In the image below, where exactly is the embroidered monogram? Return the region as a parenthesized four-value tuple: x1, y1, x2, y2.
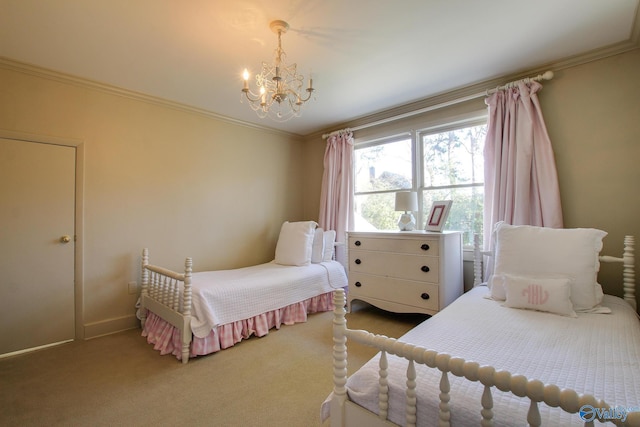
(522, 284, 549, 305)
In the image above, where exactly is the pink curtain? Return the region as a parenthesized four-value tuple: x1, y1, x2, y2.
(318, 130, 354, 266)
(483, 80, 563, 251)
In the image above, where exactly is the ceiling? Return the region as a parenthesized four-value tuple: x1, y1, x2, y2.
(1, 1, 639, 137)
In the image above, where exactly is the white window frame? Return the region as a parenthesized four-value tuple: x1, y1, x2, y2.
(417, 117, 487, 243)
(353, 113, 487, 247)
(353, 131, 414, 192)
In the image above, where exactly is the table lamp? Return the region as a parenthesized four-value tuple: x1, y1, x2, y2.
(395, 191, 418, 231)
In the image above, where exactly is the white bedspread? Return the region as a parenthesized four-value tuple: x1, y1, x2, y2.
(343, 286, 640, 426)
(190, 260, 346, 338)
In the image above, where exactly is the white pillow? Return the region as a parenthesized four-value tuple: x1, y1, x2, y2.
(311, 227, 324, 264)
(490, 273, 571, 302)
(503, 275, 577, 317)
(488, 274, 508, 301)
(274, 221, 317, 266)
(492, 223, 607, 311)
(322, 230, 336, 262)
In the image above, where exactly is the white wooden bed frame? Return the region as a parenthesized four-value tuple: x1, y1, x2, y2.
(329, 235, 638, 427)
(138, 244, 344, 364)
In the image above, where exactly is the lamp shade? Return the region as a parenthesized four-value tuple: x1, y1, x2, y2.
(395, 191, 418, 212)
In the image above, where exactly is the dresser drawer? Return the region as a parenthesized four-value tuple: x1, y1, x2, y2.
(349, 272, 439, 311)
(348, 236, 439, 256)
(349, 250, 439, 283)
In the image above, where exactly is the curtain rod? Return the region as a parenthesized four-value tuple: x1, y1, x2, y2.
(322, 71, 554, 139)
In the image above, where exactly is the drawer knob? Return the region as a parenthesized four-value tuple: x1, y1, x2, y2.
(421, 293, 430, 300)
(355, 281, 362, 287)
(421, 243, 430, 251)
(421, 265, 430, 273)
(355, 259, 362, 265)
(354, 240, 361, 246)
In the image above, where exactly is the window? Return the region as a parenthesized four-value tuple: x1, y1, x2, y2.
(420, 124, 486, 245)
(353, 120, 487, 246)
(354, 136, 413, 232)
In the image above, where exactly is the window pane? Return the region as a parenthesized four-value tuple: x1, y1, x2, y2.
(354, 193, 396, 231)
(355, 139, 412, 193)
(422, 186, 483, 246)
(422, 126, 486, 187)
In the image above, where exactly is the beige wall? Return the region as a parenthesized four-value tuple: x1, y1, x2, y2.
(541, 49, 640, 302)
(303, 48, 640, 307)
(2, 47, 638, 338)
(1, 64, 304, 338)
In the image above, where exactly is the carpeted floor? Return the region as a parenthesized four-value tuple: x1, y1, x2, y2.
(0, 301, 428, 427)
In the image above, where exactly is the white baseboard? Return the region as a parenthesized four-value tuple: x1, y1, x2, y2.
(0, 340, 74, 359)
(84, 314, 140, 339)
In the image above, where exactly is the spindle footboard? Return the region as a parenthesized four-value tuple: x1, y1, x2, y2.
(139, 248, 193, 364)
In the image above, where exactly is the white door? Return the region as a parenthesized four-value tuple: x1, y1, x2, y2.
(0, 138, 76, 355)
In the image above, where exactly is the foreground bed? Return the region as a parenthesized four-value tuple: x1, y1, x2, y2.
(324, 225, 639, 426)
(138, 221, 347, 363)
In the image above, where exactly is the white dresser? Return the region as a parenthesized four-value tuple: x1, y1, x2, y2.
(347, 231, 463, 315)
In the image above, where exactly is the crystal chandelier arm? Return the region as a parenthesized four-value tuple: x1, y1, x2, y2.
(297, 84, 315, 104)
(242, 87, 264, 104)
(241, 69, 266, 104)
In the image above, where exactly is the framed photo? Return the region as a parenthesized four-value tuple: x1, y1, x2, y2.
(425, 200, 452, 232)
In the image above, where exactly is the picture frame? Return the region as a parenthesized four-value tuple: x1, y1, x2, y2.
(425, 200, 452, 232)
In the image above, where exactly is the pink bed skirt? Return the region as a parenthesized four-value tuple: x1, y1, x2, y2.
(141, 291, 335, 361)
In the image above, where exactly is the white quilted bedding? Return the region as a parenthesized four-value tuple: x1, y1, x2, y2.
(345, 286, 640, 426)
(189, 260, 347, 338)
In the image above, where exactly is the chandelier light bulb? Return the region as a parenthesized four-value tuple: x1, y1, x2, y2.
(242, 69, 249, 90)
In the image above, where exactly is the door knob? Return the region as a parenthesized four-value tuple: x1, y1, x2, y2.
(60, 235, 71, 244)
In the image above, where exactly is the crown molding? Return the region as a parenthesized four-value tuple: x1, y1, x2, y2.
(308, 32, 640, 142)
(2, 29, 637, 145)
(0, 56, 301, 140)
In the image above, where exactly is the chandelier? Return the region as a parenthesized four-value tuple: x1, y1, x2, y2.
(241, 20, 315, 122)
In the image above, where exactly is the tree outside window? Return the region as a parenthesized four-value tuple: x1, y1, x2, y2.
(421, 124, 486, 246)
(354, 137, 412, 231)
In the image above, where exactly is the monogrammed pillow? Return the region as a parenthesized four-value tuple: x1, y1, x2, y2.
(493, 223, 607, 311)
(503, 274, 577, 317)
